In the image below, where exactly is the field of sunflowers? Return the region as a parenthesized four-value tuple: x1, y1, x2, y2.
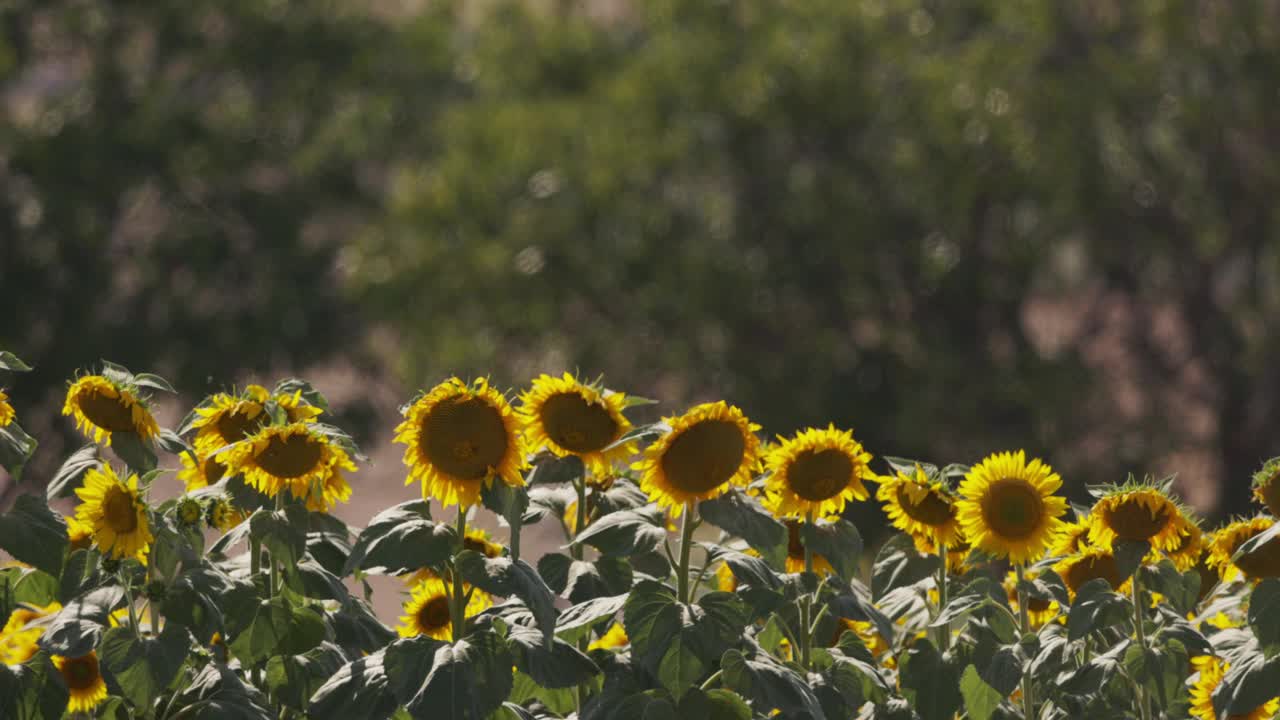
(3, 354, 1280, 719)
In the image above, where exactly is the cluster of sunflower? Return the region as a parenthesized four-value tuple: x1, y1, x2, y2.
(3, 359, 1280, 719)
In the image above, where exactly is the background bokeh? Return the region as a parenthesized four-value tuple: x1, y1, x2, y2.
(4, 0, 1280, 532)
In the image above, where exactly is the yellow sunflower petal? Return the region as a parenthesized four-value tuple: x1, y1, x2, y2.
(635, 401, 760, 514)
(63, 375, 159, 446)
(764, 425, 875, 520)
(878, 464, 962, 547)
(519, 373, 635, 476)
(53, 651, 109, 713)
(955, 450, 1067, 565)
(73, 464, 152, 561)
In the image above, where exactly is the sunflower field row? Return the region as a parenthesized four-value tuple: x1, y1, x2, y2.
(2, 357, 1280, 719)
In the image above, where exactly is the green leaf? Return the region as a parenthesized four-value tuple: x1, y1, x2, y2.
(455, 551, 558, 640)
(898, 639, 962, 720)
(0, 422, 37, 481)
(228, 595, 326, 664)
(657, 636, 705, 700)
(1139, 560, 1200, 616)
(170, 663, 273, 720)
(343, 500, 454, 576)
(0, 652, 69, 720)
(508, 671, 578, 715)
(526, 453, 585, 485)
(571, 507, 669, 557)
(1250, 579, 1280, 657)
(677, 687, 752, 720)
(402, 630, 514, 720)
(720, 648, 826, 720)
(251, 506, 307, 571)
(1066, 578, 1131, 641)
(0, 351, 33, 371)
(505, 623, 599, 689)
(699, 489, 786, 550)
(480, 479, 528, 554)
(46, 444, 102, 500)
(157, 429, 192, 455)
(40, 586, 125, 656)
(959, 665, 1002, 720)
(554, 593, 628, 643)
(1123, 638, 1188, 711)
(0, 494, 67, 577)
(285, 556, 350, 602)
(266, 643, 349, 711)
(101, 623, 189, 708)
(714, 549, 782, 591)
(328, 597, 397, 657)
(133, 372, 176, 393)
(1113, 540, 1150, 583)
(801, 518, 863, 580)
(1219, 653, 1280, 717)
(308, 650, 400, 720)
(112, 431, 158, 473)
(871, 534, 938, 602)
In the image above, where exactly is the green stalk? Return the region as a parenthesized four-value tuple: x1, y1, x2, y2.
(677, 503, 696, 604)
(800, 509, 815, 670)
(122, 570, 141, 641)
(1015, 564, 1035, 720)
(1132, 573, 1152, 720)
(936, 540, 949, 651)
(451, 505, 468, 643)
(572, 475, 590, 712)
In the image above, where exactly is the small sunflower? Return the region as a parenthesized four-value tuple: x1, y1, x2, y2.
(53, 651, 109, 713)
(519, 373, 636, 476)
(397, 576, 491, 641)
(912, 534, 971, 574)
(63, 374, 160, 446)
(956, 450, 1068, 565)
(396, 378, 526, 509)
(1207, 517, 1274, 582)
(176, 497, 204, 527)
(0, 601, 61, 664)
(1088, 483, 1190, 553)
(74, 464, 153, 561)
(189, 385, 323, 455)
(177, 452, 229, 493)
(1164, 518, 1205, 572)
(0, 389, 14, 426)
(207, 498, 249, 532)
(1004, 570, 1059, 627)
(220, 423, 356, 507)
(763, 425, 874, 520)
(784, 520, 835, 575)
(1052, 546, 1130, 599)
(716, 561, 738, 592)
(66, 516, 93, 551)
(878, 464, 962, 547)
(1252, 457, 1280, 518)
(1189, 656, 1278, 720)
(1049, 518, 1092, 558)
(588, 622, 629, 651)
(635, 401, 760, 515)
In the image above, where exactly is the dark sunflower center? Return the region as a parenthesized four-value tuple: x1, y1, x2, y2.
(62, 657, 98, 690)
(1235, 536, 1280, 580)
(1195, 559, 1217, 603)
(787, 449, 854, 501)
(215, 409, 262, 445)
(203, 458, 228, 485)
(1061, 553, 1122, 595)
(1103, 500, 1171, 542)
(539, 392, 620, 453)
(102, 488, 138, 534)
(896, 486, 956, 527)
(254, 434, 324, 479)
(659, 420, 746, 494)
(980, 479, 1044, 540)
(419, 595, 453, 631)
(421, 398, 510, 480)
(1026, 596, 1053, 613)
(787, 521, 804, 557)
(463, 536, 500, 558)
(77, 391, 137, 432)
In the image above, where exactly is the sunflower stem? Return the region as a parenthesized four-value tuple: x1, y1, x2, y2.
(1132, 572, 1152, 720)
(936, 540, 949, 651)
(800, 509, 815, 671)
(451, 505, 468, 644)
(677, 502, 696, 604)
(571, 477, 587, 562)
(1015, 564, 1035, 720)
(122, 570, 142, 642)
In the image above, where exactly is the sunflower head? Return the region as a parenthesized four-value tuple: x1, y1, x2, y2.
(65, 515, 94, 551)
(1207, 516, 1274, 582)
(1050, 517, 1091, 558)
(73, 463, 153, 561)
(912, 533, 971, 574)
(877, 463, 962, 548)
(763, 425, 875, 520)
(63, 374, 160, 446)
(1189, 656, 1279, 720)
(189, 384, 324, 456)
(1052, 546, 1130, 599)
(1003, 570, 1060, 627)
(396, 378, 527, 509)
(177, 451, 229, 493)
(956, 450, 1068, 565)
(588, 622, 629, 651)
(207, 497, 249, 532)
(636, 401, 760, 514)
(0, 389, 14, 427)
(519, 373, 636, 476)
(1253, 457, 1280, 518)
(1088, 478, 1190, 553)
(220, 423, 356, 509)
(397, 576, 491, 641)
(461, 528, 505, 559)
(832, 619, 892, 662)
(176, 497, 204, 527)
(1163, 517, 1205, 572)
(0, 601, 61, 664)
(53, 651, 109, 713)
(784, 520, 835, 575)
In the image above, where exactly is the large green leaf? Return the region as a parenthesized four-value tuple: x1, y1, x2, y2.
(720, 648, 826, 720)
(505, 623, 600, 689)
(251, 506, 308, 572)
(623, 581, 747, 680)
(266, 642, 348, 712)
(800, 518, 863, 580)
(228, 595, 326, 665)
(455, 551, 558, 640)
(39, 586, 125, 656)
(699, 489, 786, 550)
(898, 639, 962, 720)
(343, 500, 454, 576)
(1066, 578, 1131, 641)
(870, 534, 938, 602)
(402, 630, 514, 720)
(1249, 579, 1280, 657)
(170, 663, 273, 720)
(100, 623, 189, 708)
(0, 652, 69, 720)
(0, 422, 37, 481)
(46, 444, 102, 500)
(571, 507, 670, 557)
(554, 593, 628, 643)
(308, 650, 400, 720)
(0, 494, 68, 577)
(959, 664, 1002, 720)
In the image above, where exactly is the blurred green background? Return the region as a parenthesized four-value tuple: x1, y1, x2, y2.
(3, 0, 1279, 523)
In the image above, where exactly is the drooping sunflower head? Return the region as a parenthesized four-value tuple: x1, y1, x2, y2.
(207, 497, 249, 532)
(588, 622, 629, 651)
(1207, 516, 1274, 582)
(396, 378, 526, 509)
(188, 385, 325, 456)
(636, 401, 761, 514)
(1052, 546, 1130, 600)
(1189, 656, 1278, 720)
(0, 601, 61, 664)
(1003, 570, 1059, 627)
(1164, 516, 1205, 572)
(1088, 480, 1191, 552)
(956, 450, 1068, 565)
(177, 451, 229, 493)
(53, 651, 109, 714)
(0, 389, 14, 427)
(877, 463, 962, 548)
(784, 519, 836, 575)
(220, 423, 356, 508)
(519, 373, 635, 476)
(73, 463, 152, 561)
(1252, 457, 1280, 518)
(397, 576, 492, 641)
(1049, 516, 1092, 558)
(763, 425, 875, 520)
(63, 374, 160, 446)
(912, 533, 971, 574)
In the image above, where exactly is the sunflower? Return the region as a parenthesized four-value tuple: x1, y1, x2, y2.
(305, 471, 353, 513)
(878, 464, 962, 548)
(397, 576, 491, 641)
(176, 497, 204, 527)
(53, 652, 109, 713)
(63, 374, 160, 446)
(74, 464, 152, 561)
(784, 520, 835, 575)
(66, 516, 93, 551)
(221, 423, 356, 506)
(0, 389, 14, 426)
(1004, 570, 1059, 627)
(1164, 519, 1205, 572)
(0, 601, 61, 664)
(396, 378, 526, 509)
(1189, 656, 1278, 720)
(461, 528, 505, 558)
(1049, 518, 1091, 558)
(1252, 457, 1280, 518)
(177, 451, 229, 493)
(190, 385, 324, 456)
(956, 451, 1067, 565)
(1207, 517, 1274, 582)
(519, 373, 636, 476)
(207, 498, 249, 532)
(1052, 547, 1130, 599)
(912, 534, 971, 574)
(832, 619, 893, 662)
(636, 401, 760, 515)
(1089, 484, 1190, 553)
(763, 425, 874, 520)
(716, 561, 738, 592)
(589, 623, 629, 651)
